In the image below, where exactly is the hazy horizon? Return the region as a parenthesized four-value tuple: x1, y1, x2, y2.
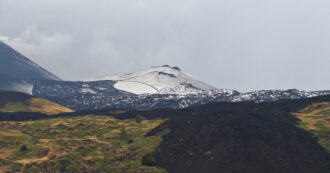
(1, 0, 329, 92)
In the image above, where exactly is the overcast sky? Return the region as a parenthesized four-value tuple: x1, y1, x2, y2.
(0, 0, 329, 92)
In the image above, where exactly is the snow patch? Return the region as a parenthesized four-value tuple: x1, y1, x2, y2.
(114, 81, 158, 95)
(97, 87, 107, 91)
(80, 88, 97, 94)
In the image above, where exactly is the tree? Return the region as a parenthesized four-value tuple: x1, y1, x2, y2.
(20, 144, 28, 152)
(135, 114, 145, 123)
(141, 153, 156, 166)
(128, 139, 134, 144)
(119, 127, 128, 140)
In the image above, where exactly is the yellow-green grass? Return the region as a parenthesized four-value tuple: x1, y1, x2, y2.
(0, 115, 167, 173)
(292, 102, 330, 152)
(0, 98, 74, 115)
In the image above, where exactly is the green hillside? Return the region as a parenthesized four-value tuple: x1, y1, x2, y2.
(0, 115, 167, 172)
(293, 102, 330, 152)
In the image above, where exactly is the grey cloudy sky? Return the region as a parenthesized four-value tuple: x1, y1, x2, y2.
(0, 0, 329, 92)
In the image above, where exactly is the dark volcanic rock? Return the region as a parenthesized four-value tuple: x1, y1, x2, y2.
(149, 97, 330, 173)
(29, 79, 330, 111)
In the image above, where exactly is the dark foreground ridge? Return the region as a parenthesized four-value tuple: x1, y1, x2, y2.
(145, 95, 330, 173)
(0, 95, 329, 172)
(148, 102, 330, 173)
(1, 94, 330, 121)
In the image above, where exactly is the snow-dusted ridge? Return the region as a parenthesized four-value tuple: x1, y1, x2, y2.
(0, 41, 329, 110)
(86, 65, 220, 95)
(29, 65, 329, 110)
(30, 79, 330, 110)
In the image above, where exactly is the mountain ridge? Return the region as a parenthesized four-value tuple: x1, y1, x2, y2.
(0, 41, 61, 81)
(30, 78, 330, 110)
(0, 43, 329, 110)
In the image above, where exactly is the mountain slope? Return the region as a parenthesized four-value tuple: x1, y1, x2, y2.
(0, 41, 60, 81)
(0, 115, 166, 172)
(0, 73, 33, 94)
(0, 91, 73, 115)
(87, 65, 218, 95)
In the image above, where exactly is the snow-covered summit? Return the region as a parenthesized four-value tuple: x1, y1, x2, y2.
(87, 65, 219, 95)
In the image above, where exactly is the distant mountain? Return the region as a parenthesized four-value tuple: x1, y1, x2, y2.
(1, 42, 329, 110)
(30, 78, 330, 110)
(27, 65, 329, 111)
(0, 41, 61, 94)
(0, 41, 60, 81)
(87, 65, 218, 95)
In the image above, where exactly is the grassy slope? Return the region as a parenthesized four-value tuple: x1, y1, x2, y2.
(0, 98, 73, 115)
(0, 115, 167, 172)
(293, 102, 330, 152)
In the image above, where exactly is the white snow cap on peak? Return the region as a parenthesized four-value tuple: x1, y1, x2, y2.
(86, 65, 218, 95)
